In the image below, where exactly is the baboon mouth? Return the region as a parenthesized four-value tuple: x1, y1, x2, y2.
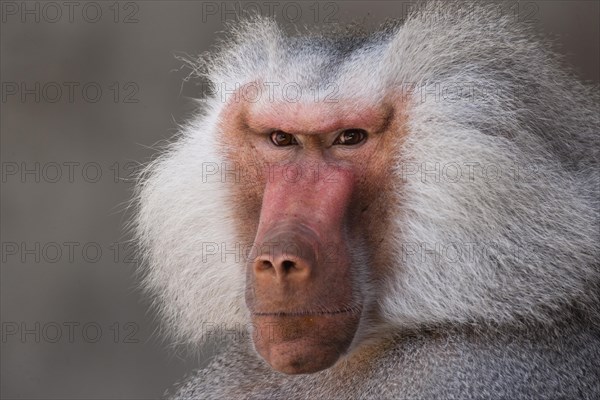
(250, 305, 362, 374)
(251, 307, 359, 317)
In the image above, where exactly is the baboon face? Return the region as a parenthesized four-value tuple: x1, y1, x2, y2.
(219, 90, 404, 373)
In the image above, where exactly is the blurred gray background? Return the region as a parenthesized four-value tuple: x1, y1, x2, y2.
(1, 1, 598, 399)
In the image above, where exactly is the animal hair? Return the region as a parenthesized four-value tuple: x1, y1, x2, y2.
(134, 1, 599, 398)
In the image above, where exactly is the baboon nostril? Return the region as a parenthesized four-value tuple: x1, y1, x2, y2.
(259, 260, 273, 271)
(282, 260, 295, 272)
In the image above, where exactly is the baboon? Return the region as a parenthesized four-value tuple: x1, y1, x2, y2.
(135, 2, 599, 399)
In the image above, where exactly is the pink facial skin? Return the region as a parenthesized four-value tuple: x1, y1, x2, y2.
(247, 162, 361, 374)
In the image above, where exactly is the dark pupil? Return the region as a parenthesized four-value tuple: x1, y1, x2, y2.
(277, 133, 289, 143)
(272, 131, 293, 146)
(342, 130, 362, 144)
(345, 131, 357, 142)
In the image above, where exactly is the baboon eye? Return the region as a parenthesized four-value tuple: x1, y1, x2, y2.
(270, 131, 298, 146)
(333, 129, 367, 146)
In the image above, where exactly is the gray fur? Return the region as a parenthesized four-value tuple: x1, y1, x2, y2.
(172, 320, 600, 399)
(134, 2, 599, 399)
